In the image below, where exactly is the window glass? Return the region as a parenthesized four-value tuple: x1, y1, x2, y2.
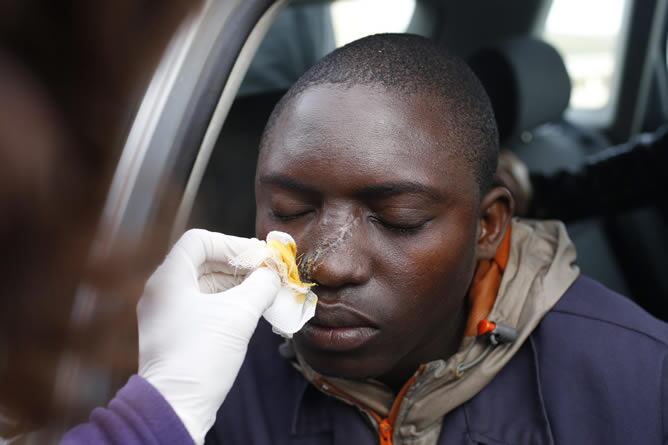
(239, 0, 417, 97)
(238, 3, 336, 96)
(542, 0, 628, 110)
(330, 0, 416, 47)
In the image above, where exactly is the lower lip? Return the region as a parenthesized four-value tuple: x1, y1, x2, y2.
(299, 323, 379, 351)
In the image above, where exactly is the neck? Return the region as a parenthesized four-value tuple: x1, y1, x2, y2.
(378, 299, 468, 392)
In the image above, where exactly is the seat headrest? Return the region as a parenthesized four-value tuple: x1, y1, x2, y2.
(468, 37, 571, 144)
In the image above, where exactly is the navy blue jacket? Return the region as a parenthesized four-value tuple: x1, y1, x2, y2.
(207, 276, 668, 444)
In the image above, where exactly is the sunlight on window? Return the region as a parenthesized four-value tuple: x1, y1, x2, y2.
(330, 0, 416, 47)
(543, 0, 627, 110)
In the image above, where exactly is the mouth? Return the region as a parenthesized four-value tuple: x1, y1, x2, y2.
(298, 302, 379, 352)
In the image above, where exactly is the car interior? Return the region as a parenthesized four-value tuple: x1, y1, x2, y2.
(190, 0, 668, 320)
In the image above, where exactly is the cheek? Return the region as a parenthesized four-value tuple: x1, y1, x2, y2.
(378, 218, 478, 326)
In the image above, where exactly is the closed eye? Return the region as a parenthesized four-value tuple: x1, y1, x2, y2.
(271, 209, 313, 222)
(369, 215, 431, 235)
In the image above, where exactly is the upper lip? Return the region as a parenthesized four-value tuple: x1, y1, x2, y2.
(309, 301, 378, 329)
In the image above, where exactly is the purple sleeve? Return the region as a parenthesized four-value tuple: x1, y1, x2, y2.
(60, 375, 194, 445)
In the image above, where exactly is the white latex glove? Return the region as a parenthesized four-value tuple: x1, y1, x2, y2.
(137, 229, 281, 445)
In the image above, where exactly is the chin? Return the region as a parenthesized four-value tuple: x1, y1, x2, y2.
(294, 340, 391, 380)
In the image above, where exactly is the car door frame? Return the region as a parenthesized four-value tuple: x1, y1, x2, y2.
(58, 0, 287, 415)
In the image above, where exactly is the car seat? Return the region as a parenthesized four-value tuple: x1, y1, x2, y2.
(469, 36, 630, 296)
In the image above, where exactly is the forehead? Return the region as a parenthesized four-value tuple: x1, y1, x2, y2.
(259, 84, 476, 195)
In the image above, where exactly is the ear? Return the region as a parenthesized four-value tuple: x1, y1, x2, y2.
(476, 186, 514, 260)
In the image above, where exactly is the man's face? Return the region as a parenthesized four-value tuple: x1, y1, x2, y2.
(256, 84, 482, 385)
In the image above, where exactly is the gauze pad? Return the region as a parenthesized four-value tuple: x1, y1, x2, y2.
(229, 231, 317, 338)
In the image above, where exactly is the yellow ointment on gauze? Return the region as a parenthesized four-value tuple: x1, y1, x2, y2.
(229, 231, 317, 338)
(266, 238, 315, 303)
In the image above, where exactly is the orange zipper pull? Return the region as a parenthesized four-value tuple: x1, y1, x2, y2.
(378, 418, 393, 445)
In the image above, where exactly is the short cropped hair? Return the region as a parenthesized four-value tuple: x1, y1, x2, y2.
(261, 33, 499, 193)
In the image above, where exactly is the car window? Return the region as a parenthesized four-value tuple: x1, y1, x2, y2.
(330, 0, 416, 46)
(541, 0, 629, 111)
(238, 0, 417, 97)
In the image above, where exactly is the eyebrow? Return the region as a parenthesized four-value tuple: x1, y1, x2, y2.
(355, 182, 443, 201)
(260, 174, 442, 201)
(259, 175, 319, 195)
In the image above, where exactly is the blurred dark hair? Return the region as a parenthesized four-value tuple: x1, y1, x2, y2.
(0, 0, 200, 435)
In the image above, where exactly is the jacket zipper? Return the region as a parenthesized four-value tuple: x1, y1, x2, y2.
(314, 365, 425, 445)
(378, 418, 393, 445)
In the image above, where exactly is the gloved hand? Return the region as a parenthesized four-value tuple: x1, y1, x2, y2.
(137, 229, 281, 444)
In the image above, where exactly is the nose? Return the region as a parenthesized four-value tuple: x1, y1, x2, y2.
(299, 219, 371, 290)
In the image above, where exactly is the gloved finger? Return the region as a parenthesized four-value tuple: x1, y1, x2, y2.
(214, 268, 281, 313)
(198, 271, 245, 294)
(174, 229, 266, 279)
